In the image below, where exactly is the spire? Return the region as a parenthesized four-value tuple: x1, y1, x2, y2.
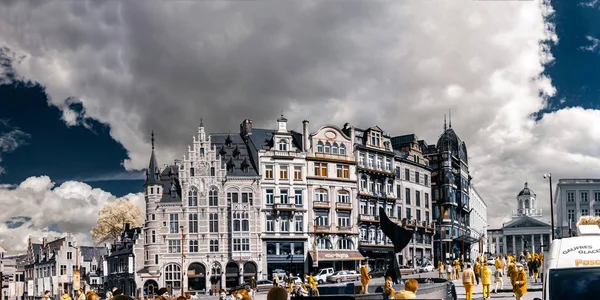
(444, 114, 447, 131)
(200, 118, 204, 127)
(449, 109, 452, 129)
(145, 131, 160, 186)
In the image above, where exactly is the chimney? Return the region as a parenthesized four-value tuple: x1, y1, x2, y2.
(124, 223, 131, 232)
(240, 119, 253, 138)
(302, 120, 310, 152)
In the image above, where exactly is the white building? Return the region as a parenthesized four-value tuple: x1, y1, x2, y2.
(242, 115, 310, 277)
(468, 184, 488, 260)
(1, 248, 26, 300)
(390, 134, 435, 267)
(486, 182, 551, 256)
(554, 178, 600, 238)
(303, 121, 363, 271)
(136, 123, 262, 296)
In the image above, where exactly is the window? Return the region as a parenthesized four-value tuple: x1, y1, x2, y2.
(368, 155, 374, 168)
(60, 265, 66, 275)
(416, 191, 421, 206)
(233, 238, 250, 252)
(295, 216, 303, 232)
(280, 166, 288, 179)
(315, 163, 327, 177)
(415, 171, 420, 184)
(385, 158, 391, 171)
(360, 176, 367, 190)
(154, 255, 159, 265)
(386, 181, 393, 195)
(582, 208, 589, 216)
(324, 142, 331, 153)
(242, 192, 252, 204)
(152, 230, 156, 243)
(188, 188, 198, 206)
(376, 157, 382, 169)
(210, 167, 215, 176)
(189, 240, 198, 253)
(190, 167, 195, 177)
(168, 240, 181, 253)
(396, 185, 401, 200)
(369, 179, 375, 193)
(67, 252, 72, 260)
(405, 169, 410, 181)
(338, 239, 353, 250)
(266, 216, 274, 232)
(397, 206, 402, 219)
(170, 214, 179, 233)
(416, 209, 421, 221)
(281, 216, 290, 232)
(210, 240, 219, 252)
(370, 131, 381, 146)
(280, 189, 289, 204)
(339, 144, 346, 155)
(425, 193, 429, 208)
(209, 189, 218, 206)
(315, 189, 328, 201)
(359, 153, 365, 166)
(595, 192, 600, 202)
(316, 215, 329, 226)
(338, 215, 350, 227)
(265, 165, 274, 179)
(317, 141, 324, 152)
(265, 189, 274, 205)
(189, 213, 198, 233)
(581, 192, 589, 202)
(209, 213, 218, 232)
(424, 175, 429, 186)
(164, 264, 181, 289)
(337, 190, 350, 203)
(567, 209, 575, 222)
(332, 143, 338, 154)
(567, 191, 575, 202)
(406, 208, 412, 219)
(595, 209, 600, 217)
(317, 238, 331, 249)
(405, 188, 411, 205)
(278, 139, 288, 151)
(294, 166, 302, 180)
(375, 181, 382, 194)
(360, 228, 367, 241)
(295, 190, 303, 205)
(337, 165, 349, 178)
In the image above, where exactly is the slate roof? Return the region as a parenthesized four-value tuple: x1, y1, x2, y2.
(158, 166, 182, 203)
(248, 128, 303, 152)
(211, 133, 259, 177)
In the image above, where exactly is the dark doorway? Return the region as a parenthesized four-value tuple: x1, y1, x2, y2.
(243, 262, 257, 283)
(225, 262, 239, 288)
(143, 280, 158, 297)
(188, 263, 207, 291)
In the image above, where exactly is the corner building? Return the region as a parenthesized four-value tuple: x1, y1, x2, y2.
(421, 122, 476, 264)
(137, 123, 262, 296)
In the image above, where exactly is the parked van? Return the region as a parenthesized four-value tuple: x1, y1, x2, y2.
(536, 221, 600, 300)
(314, 267, 335, 284)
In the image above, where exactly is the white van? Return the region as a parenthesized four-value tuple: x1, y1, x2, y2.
(314, 267, 335, 284)
(536, 224, 600, 300)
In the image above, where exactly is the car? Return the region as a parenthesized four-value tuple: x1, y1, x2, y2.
(418, 263, 434, 273)
(271, 269, 287, 280)
(399, 265, 415, 275)
(255, 280, 274, 292)
(369, 268, 386, 278)
(314, 267, 334, 284)
(487, 258, 495, 266)
(326, 270, 361, 283)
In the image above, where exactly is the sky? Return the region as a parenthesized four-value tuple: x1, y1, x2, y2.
(0, 0, 599, 253)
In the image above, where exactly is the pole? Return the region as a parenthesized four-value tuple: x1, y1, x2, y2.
(548, 175, 556, 240)
(180, 225, 185, 297)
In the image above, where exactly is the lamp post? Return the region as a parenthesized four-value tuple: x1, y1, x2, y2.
(69, 245, 80, 295)
(543, 173, 556, 240)
(180, 225, 185, 298)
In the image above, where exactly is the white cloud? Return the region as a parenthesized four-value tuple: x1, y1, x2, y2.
(0, 119, 30, 174)
(0, 176, 144, 254)
(580, 35, 600, 53)
(2, 0, 599, 231)
(579, 0, 599, 8)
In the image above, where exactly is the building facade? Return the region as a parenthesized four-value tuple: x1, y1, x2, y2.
(0, 249, 26, 300)
(390, 134, 435, 267)
(104, 224, 142, 297)
(554, 178, 600, 238)
(486, 182, 551, 256)
(421, 121, 475, 265)
(136, 124, 262, 297)
(468, 185, 488, 260)
(24, 234, 106, 299)
(347, 125, 398, 270)
(302, 121, 363, 271)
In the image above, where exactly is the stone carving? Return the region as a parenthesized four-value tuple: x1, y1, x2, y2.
(379, 207, 415, 284)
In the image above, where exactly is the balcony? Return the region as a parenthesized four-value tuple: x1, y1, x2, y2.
(271, 151, 303, 159)
(335, 202, 353, 210)
(359, 214, 379, 222)
(313, 201, 330, 209)
(231, 252, 253, 261)
(311, 152, 355, 162)
(273, 203, 296, 211)
(315, 225, 331, 233)
(336, 226, 353, 233)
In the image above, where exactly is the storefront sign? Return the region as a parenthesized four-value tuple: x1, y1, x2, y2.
(575, 259, 600, 266)
(323, 253, 350, 259)
(73, 270, 80, 291)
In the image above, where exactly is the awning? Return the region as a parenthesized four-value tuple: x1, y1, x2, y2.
(453, 235, 479, 245)
(309, 250, 365, 262)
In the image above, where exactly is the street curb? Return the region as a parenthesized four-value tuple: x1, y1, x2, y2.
(495, 288, 543, 293)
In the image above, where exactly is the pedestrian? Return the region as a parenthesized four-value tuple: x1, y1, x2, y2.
(394, 278, 418, 299)
(273, 274, 279, 287)
(513, 264, 528, 300)
(61, 289, 72, 300)
(454, 260, 461, 280)
(446, 263, 453, 280)
(461, 263, 475, 300)
(44, 290, 52, 300)
(493, 262, 504, 294)
(532, 255, 541, 283)
(77, 289, 86, 300)
(473, 261, 481, 286)
(383, 276, 395, 299)
(437, 261, 444, 279)
(360, 260, 370, 294)
(481, 264, 492, 299)
(249, 275, 257, 299)
(267, 287, 287, 300)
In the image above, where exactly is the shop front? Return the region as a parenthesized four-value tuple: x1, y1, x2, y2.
(265, 240, 306, 279)
(358, 245, 394, 271)
(308, 250, 364, 272)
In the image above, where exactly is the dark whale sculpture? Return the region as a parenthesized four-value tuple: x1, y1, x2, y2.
(379, 207, 415, 284)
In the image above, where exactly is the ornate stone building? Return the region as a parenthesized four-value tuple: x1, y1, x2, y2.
(303, 121, 363, 271)
(391, 134, 435, 267)
(136, 123, 262, 296)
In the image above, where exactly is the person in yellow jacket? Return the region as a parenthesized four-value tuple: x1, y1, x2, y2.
(288, 273, 294, 295)
(461, 263, 476, 300)
(437, 261, 444, 278)
(513, 264, 528, 300)
(494, 256, 503, 272)
(360, 260, 370, 294)
(473, 261, 481, 286)
(60, 289, 72, 300)
(384, 276, 395, 298)
(507, 261, 517, 289)
(454, 260, 461, 280)
(395, 279, 418, 299)
(308, 275, 319, 296)
(481, 264, 492, 299)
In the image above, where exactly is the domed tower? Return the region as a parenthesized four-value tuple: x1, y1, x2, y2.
(144, 131, 162, 273)
(515, 182, 541, 218)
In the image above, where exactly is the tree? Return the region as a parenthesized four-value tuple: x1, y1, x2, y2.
(91, 198, 144, 244)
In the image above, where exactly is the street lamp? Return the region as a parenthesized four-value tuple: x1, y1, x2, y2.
(180, 225, 185, 298)
(69, 245, 80, 295)
(543, 173, 556, 240)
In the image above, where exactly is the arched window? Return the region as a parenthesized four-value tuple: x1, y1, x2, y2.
(339, 144, 346, 155)
(233, 219, 240, 231)
(209, 188, 218, 206)
(317, 141, 324, 152)
(376, 229, 383, 244)
(189, 188, 198, 206)
(278, 139, 288, 151)
(210, 167, 215, 176)
(314, 188, 328, 201)
(242, 220, 249, 231)
(387, 180, 394, 195)
(338, 238, 353, 250)
(360, 176, 367, 190)
(368, 228, 376, 243)
(332, 143, 338, 154)
(360, 227, 367, 241)
(337, 190, 350, 203)
(317, 238, 332, 250)
(324, 142, 331, 153)
(190, 167, 195, 177)
(164, 264, 181, 289)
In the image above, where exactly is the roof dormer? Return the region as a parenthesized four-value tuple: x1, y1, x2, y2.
(277, 114, 288, 133)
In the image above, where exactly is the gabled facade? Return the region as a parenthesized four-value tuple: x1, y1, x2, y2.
(104, 224, 142, 297)
(391, 134, 435, 267)
(136, 124, 262, 297)
(243, 115, 309, 278)
(303, 121, 363, 271)
(346, 124, 398, 270)
(0, 252, 27, 300)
